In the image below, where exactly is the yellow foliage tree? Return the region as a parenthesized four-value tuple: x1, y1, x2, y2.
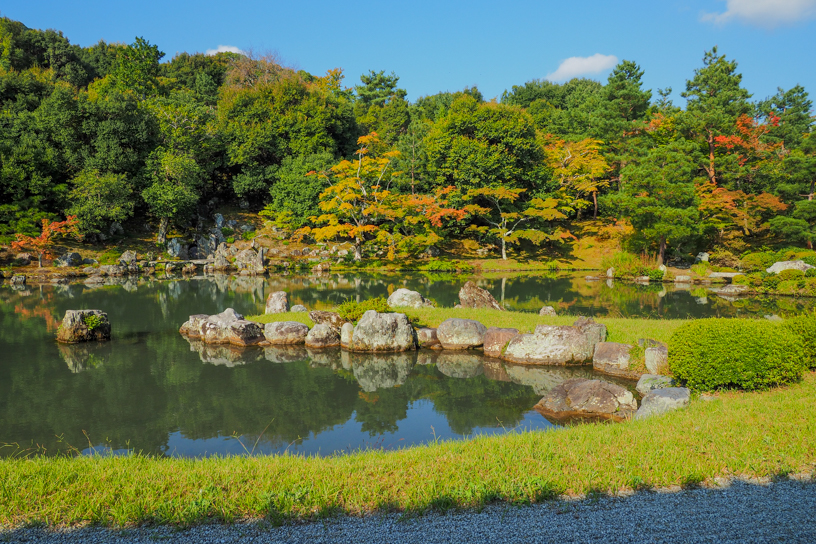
(544, 138, 609, 219)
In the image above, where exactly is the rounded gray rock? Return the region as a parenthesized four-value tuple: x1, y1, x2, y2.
(437, 318, 488, 349)
(263, 321, 309, 345)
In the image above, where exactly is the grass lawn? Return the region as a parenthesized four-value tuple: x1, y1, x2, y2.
(1, 371, 814, 527)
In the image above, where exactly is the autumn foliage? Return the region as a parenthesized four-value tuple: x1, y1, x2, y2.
(11, 216, 81, 267)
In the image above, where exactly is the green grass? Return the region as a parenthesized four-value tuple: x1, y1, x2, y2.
(1, 371, 815, 527)
(249, 308, 686, 347)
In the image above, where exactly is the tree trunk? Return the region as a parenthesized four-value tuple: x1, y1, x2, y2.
(501, 277, 506, 305)
(501, 237, 507, 260)
(38, 253, 43, 268)
(592, 191, 598, 219)
(353, 237, 363, 262)
(157, 217, 170, 245)
(659, 236, 666, 266)
(707, 130, 717, 184)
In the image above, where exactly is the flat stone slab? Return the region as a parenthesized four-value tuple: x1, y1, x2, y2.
(503, 326, 593, 365)
(635, 387, 691, 420)
(636, 374, 678, 396)
(708, 272, 743, 279)
(535, 378, 637, 422)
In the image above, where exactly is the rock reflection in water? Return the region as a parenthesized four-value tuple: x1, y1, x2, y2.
(184, 337, 261, 367)
(435, 351, 485, 379)
(348, 351, 416, 392)
(503, 363, 594, 395)
(58, 342, 112, 373)
(308, 348, 343, 369)
(263, 345, 309, 364)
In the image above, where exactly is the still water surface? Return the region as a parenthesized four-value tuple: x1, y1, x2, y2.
(1, 272, 812, 458)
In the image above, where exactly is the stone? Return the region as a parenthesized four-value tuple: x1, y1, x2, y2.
(458, 281, 503, 311)
(119, 250, 137, 265)
(387, 288, 435, 308)
(199, 308, 244, 344)
(503, 326, 594, 365)
(290, 304, 308, 312)
(109, 222, 124, 236)
(235, 249, 265, 274)
(214, 213, 225, 228)
(711, 284, 750, 297)
(636, 374, 678, 396)
(312, 262, 330, 274)
(305, 323, 341, 348)
(645, 344, 670, 374)
(167, 238, 187, 259)
(483, 327, 519, 358)
(179, 314, 210, 338)
(82, 258, 98, 265)
(437, 318, 488, 349)
(638, 338, 665, 349)
(99, 265, 126, 276)
(340, 322, 354, 348)
(10, 274, 26, 286)
(539, 306, 557, 316)
(348, 311, 416, 352)
(15, 253, 32, 265)
(55, 252, 83, 267)
(424, 245, 440, 258)
(675, 275, 691, 283)
(695, 252, 710, 263)
(606, 267, 615, 278)
(592, 342, 636, 378)
(226, 320, 265, 346)
(182, 263, 196, 275)
(766, 260, 815, 274)
(709, 272, 743, 280)
(308, 311, 347, 334)
(416, 327, 441, 349)
(573, 317, 607, 348)
(535, 378, 637, 422)
(263, 321, 309, 345)
(265, 291, 289, 314)
(635, 387, 691, 420)
(338, 249, 349, 257)
(56, 310, 111, 344)
(214, 253, 230, 271)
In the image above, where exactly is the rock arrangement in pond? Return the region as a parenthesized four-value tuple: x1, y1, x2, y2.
(178, 292, 693, 422)
(56, 310, 112, 344)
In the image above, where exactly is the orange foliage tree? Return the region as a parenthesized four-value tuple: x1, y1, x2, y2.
(11, 216, 81, 267)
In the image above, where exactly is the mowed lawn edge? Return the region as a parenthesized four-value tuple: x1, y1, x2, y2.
(1, 371, 815, 528)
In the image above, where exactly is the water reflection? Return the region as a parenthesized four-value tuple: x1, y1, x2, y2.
(2, 272, 815, 459)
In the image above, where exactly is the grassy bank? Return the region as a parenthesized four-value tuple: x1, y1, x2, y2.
(249, 308, 687, 347)
(2, 371, 815, 528)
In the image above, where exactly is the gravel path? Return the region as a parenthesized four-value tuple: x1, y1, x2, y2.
(3, 477, 815, 543)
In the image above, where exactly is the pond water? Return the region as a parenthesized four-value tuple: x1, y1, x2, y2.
(1, 272, 812, 458)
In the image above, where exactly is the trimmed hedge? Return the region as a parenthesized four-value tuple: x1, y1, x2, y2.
(669, 318, 807, 391)
(783, 314, 816, 369)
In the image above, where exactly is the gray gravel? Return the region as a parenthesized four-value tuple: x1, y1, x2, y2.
(3, 477, 815, 543)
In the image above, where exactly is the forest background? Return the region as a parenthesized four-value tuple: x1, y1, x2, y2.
(0, 16, 814, 265)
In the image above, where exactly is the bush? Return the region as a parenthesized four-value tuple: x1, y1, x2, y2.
(783, 314, 816, 369)
(778, 269, 805, 281)
(761, 273, 780, 290)
(732, 274, 754, 286)
(690, 262, 710, 277)
(335, 297, 391, 323)
(644, 267, 665, 281)
(420, 259, 474, 273)
(739, 252, 775, 272)
(669, 319, 807, 391)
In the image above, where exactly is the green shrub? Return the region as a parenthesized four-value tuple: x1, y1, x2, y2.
(783, 314, 816, 369)
(690, 262, 710, 277)
(241, 231, 255, 241)
(778, 269, 805, 281)
(739, 252, 776, 272)
(669, 318, 807, 391)
(420, 259, 474, 273)
(776, 280, 804, 295)
(761, 273, 780, 290)
(601, 251, 656, 278)
(221, 227, 234, 236)
(226, 237, 235, 244)
(732, 274, 753, 286)
(335, 297, 391, 322)
(83, 314, 104, 331)
(644, 268, 665, 281)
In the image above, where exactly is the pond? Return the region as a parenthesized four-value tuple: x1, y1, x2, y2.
(1, 272, 812, 458)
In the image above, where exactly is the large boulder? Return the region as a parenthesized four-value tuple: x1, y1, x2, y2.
(291, 304, 308, 312)
(167, 238, 188, 259)
(340, 322, 354, 348)
(416, 327, 441, 349)
(235, 249, 265, 274)
(265, 291, 289, 314)
(10, 274, 26, 286)
(56, 310, 112, 344)
(458, 281, 503, 311)
(387, 288, 434, 308)
(635, 387, 691, 420)
(766, 260, 815, 274)
(305, 323, 340, 348)
(539, 306, 557, 316)
(226, 320, 265, 346)
(437, 318, 488, 349)
(55, 252, 83, 267)
(263, 321, 309, 345)
(592, 342, 638, 378)
(636, 374, 678, 396)
(179, 314, 210, 338)
(119, 250, 137, 265)
(308, 311, 347, 334)
(535, 378, 637, 422)
(195, 308, 246, 344)
(348, 311, 416, 352)
(502, 326, 593, 365)
(14, 253, 32, 265)
(483, 327, 519, 358)
(573, 317, 607, 347)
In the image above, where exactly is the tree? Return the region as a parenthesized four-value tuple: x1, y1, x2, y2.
(680, 47, 752, 187)
(756, 85, 814, 151)
(11, 215, 80, 267)
(141, 150, 201, 245)
(109, 36, 164, 98)
(65, 169, 134, 236)
(770, 200, 816, 249)
(605, 141, 699, 263)
(301, 133, 400, 261)
(544, 138, 609, 219)
(464, 187, 566, 260)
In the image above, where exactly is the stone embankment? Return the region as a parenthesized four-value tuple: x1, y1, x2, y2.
(178, 288, 691, 422)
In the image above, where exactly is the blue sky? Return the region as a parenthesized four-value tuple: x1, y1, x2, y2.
(4, 0, 816, 106)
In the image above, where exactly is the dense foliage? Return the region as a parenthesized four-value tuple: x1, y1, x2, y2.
(669, 318, 807, 390)
(0, 17, 814, 261)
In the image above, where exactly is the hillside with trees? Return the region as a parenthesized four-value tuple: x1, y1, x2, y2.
(0, 17, 813, 264)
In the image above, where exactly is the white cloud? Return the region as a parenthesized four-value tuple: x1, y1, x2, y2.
(545, 54, 619, 82)
(701, 0, 816, 27)
(205, 45, 244, 56)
